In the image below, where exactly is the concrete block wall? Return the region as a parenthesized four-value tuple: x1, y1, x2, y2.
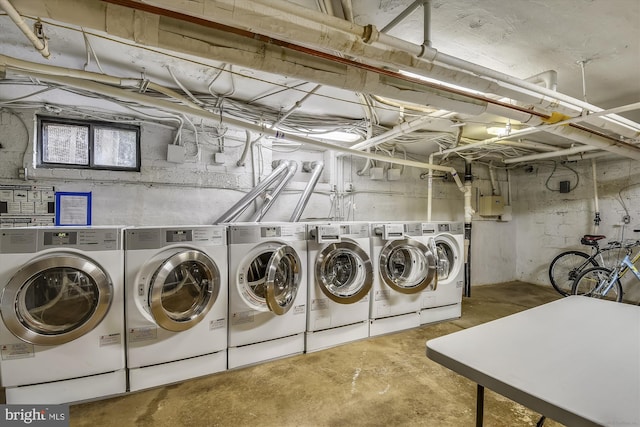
(512, 158, 640, 297)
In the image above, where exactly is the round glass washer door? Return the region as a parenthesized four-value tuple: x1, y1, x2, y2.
(436, 242, 453, 281)
(1, 254, 112, 346)
(315, 241, 373, 304)
(148, 250, 220, 332)
(239, 244, 301, 315)
(379, 239, 437, 294)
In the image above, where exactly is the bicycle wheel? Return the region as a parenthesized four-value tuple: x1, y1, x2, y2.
(571, 267, 623, 302)
(548, 251, 598, 297)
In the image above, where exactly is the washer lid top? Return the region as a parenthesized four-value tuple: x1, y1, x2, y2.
(1, 254, 112, 346)
(148, 249, 220, 332)
(379, 239, 437, 294)
(315, 241, 373, 304)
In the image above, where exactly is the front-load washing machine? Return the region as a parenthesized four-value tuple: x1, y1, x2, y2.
(419, 222, 465, 325)
(306, 222, 373, 352)
(124, 226, 227, 392)
(369, 222, 437, 336)
(227, 222, 307, 369)
(0, 227, 125, 404)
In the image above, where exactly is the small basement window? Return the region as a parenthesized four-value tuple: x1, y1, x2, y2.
(38, 117, 140, 171)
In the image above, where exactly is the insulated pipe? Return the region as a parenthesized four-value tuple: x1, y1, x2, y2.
(290, 161, 324, 222)
(249, 161, 298, 222)
(495, 140, 561, 152)
(502, 145, 599, 164)
(97, 0, 640, 138)
(0, 54, 201, 110)
(427, 153, 434, 222)
(214, 160, 291, 223)
(488, 163, 500, 196)
(0, 0, 50, 59)
(9, 68, 468, 192)
(463, 161, 473, 298)
(592, 159, 600, 233)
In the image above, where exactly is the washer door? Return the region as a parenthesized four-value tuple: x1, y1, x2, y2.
(148, 250, 220, 332)
(1, 254, 112, 346)
(315, 241, 373, 304)
(240, 244, 301, 315)
(379, 239, 436, 294)
(435, 235, 460, 281)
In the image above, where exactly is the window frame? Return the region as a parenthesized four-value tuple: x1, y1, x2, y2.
(37, 116, 141, 172)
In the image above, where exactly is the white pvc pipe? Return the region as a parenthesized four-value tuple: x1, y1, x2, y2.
(592, 159, 600, 234)
(427, 153, 434, 222)
(503, 145, 599, 164)
(0, 0, 50, 58)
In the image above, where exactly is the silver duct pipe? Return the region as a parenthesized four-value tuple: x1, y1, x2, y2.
(250, 161, 298, 222)
(290, 161, 324, 222)
(214, 160, 291, 224)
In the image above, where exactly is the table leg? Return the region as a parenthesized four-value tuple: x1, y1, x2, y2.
(476, 384, 484, 427)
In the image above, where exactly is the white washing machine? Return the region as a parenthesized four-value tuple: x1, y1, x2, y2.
(369, 222, 438, 336)
(306, 222, 373, 352)
(0, 227, 125, 404)
(419, 221, 465, 324)
(227, 222, 307, 369)
(124, 226, 227, 392)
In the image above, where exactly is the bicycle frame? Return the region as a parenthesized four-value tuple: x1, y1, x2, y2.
(594, 251, 640, 296)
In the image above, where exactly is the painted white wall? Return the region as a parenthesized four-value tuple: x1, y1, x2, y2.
(512, 158, 640, 297)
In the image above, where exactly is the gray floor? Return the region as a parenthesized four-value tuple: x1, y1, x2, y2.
(66, 282, 565, 426)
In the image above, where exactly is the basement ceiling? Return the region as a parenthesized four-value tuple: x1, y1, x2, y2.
(0, 0, 639, 166)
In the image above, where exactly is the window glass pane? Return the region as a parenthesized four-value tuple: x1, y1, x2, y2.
(42, 123, 89, 165)
(94, 127, 138, 168)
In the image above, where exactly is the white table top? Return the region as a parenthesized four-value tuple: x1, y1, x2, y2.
(426, 296, 640, 427)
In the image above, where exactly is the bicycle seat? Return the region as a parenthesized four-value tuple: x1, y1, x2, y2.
(580, 235, 606, 246)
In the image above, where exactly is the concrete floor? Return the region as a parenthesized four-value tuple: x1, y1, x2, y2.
(69, 282, 564, 427)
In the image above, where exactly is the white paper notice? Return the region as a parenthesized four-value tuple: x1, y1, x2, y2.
(59, 194, 90, 225)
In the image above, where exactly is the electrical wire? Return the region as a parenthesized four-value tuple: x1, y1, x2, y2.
(543, 161, 580, 192)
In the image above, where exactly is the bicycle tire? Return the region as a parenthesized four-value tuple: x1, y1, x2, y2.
(571, 267, 623, 302)
(548, 250, 598, 297)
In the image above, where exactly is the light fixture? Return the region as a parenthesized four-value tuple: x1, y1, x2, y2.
(398, 70, 485, 96)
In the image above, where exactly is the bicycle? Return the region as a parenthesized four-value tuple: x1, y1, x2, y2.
(548, 235, 622, 297)
(571, 240, 640, 302)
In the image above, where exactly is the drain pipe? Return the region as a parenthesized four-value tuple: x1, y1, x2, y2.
(0, 0, 50, 59)
(427, 153, 434, 222)
(290, 161, 324, 222)
(592, 159, 601, 233)
(214, 160, 291, 223)
(463, 161, 473, 298)
(250, 161, 298, 222)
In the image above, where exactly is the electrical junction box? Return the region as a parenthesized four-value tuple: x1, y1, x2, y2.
(167, 144, 185, 163)
(370, 167, 385, 180)
(387, 168, 401, 181)
(478, 195, 505, 216)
